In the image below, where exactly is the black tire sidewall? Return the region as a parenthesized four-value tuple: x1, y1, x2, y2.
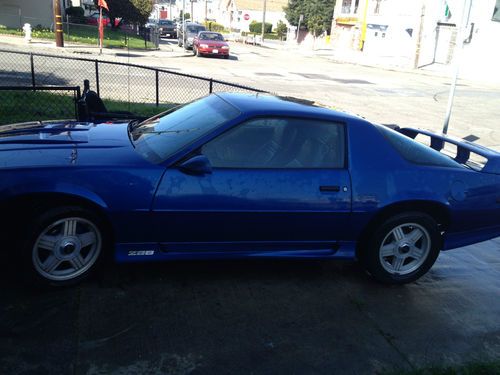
(360, 212, 441, 284)
(21, 206, 109, 287)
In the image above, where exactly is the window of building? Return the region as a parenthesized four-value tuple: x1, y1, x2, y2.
(202, 118, 346, 169)
(493, 0, 500, 22)
(341, 0, 352, 14)
(374, 0, 383, 15)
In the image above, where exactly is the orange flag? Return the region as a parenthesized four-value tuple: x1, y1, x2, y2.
(98, 0, 109, 11)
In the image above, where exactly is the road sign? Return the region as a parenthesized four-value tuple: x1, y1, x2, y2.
(244, 13, 250, 21)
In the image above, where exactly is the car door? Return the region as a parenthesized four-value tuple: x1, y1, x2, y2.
(152, 116, 352, 252)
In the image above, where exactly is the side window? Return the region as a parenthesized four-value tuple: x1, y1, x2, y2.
(201, 117, 346, 169)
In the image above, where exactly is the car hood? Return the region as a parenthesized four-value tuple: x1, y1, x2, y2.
(0, 120, 150, 169)
(199, 40, 228, 47)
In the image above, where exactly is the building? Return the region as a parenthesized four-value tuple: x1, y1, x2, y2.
(0, 0, 66, 28)
(217, 0, 288, 32)
(331, 0, 500, 79)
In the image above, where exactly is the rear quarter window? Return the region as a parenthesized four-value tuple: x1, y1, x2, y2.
(375, 125, 462, 168)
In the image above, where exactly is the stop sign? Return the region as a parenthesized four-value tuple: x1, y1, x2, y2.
(244, 14, 250, 21)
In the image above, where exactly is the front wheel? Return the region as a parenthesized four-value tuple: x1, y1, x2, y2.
(24, 206, 108, 286)
(359, 212, 441, 284)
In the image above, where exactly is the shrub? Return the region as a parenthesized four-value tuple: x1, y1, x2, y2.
(65, 6, 84, 17)
(275, 20, 287, 40)
(249, 21, 272, 34)
(65, 6, 86, 24)
(204, 21, 225, 32)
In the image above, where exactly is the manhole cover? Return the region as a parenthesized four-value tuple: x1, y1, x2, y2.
(463, 134, 480, 142)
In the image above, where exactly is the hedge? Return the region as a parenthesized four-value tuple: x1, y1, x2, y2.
(249, 21, 272, 34)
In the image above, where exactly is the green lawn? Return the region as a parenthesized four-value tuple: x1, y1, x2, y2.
(0, 90, 173, 125)
(0, 24, 156, 50)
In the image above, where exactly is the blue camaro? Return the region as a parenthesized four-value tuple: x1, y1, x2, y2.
(1, 93, 499, 286)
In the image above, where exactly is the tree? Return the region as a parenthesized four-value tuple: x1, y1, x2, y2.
(276, 20, 287, 41)
(284, 0, 335, 36)
(94, 0, 153, 27)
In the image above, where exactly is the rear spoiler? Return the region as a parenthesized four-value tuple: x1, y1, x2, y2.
(398, 127, 500, 175)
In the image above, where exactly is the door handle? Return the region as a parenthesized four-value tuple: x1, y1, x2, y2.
(319, 185, 341, 192)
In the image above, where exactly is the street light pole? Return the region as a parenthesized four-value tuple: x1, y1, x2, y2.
(261, 0, 267, 43)
(443, 0, 472, 134)
(53, 0, 64, 47)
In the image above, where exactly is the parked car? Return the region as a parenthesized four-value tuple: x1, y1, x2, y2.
(178, 22, 206, 49)
(86, 13, 120, 27)
(193, 31, 230, 59)
(1, 93, 500, 286)
(158, 19, 176, 38)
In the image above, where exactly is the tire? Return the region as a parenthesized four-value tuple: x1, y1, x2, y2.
(359, 212, 441, 284)
(224, 55, 229, 59)
(22, 206, 109, 287)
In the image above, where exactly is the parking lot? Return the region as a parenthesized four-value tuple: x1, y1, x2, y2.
(1, 236, 499, 374)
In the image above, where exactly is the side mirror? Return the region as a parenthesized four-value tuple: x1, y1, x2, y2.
(178, 155, 212, 175)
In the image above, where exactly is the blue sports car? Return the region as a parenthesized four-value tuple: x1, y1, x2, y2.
(1, 93, 499, 286)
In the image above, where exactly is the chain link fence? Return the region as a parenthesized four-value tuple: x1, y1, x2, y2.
(0, 48, 266, 124)
(0, 86, 80, 125)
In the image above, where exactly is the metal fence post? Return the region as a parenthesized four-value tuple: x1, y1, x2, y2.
(30, 53, 35, 89)
(209, 78, 213, 94)
(95, 60, 100, 97)
(74, 86, 81, 120)
(155, 70, 159, 107)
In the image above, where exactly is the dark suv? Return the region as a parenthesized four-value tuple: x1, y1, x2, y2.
(158, 19, 176, 38)
(178, 22, 206, 49)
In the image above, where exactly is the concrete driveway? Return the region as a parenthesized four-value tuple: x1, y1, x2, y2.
(1, 237, 499, 374)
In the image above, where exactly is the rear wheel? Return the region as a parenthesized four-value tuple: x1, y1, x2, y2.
(359, 212, 441, 284)
(23, 206, 108, 286)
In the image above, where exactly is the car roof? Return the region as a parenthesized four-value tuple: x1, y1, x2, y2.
(215, 93, 363, 122)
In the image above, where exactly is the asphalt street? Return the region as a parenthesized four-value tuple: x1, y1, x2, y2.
(1, 36, 500, 374)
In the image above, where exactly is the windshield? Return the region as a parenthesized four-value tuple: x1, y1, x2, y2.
(130, 95, 240, 164)
(199, 33, 224, 41)
(159, 20, 173, 26)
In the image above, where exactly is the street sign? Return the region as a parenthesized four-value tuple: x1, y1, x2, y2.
(244, 13, 250, 21)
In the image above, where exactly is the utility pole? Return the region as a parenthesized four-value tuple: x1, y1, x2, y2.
(205, 0, 208, 23)
(53, 0, 64, 47)
(191, 0, 194, 21)
(261, 0, 267, 43)
(443, 0, 472, 134)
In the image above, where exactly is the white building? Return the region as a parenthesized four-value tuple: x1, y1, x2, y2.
(216, 0, 288, 32)
(331, 0, 500, 80)
(0, 0, 66, 28)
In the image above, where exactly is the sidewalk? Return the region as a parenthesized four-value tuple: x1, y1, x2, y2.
(0, 34, 191, 61)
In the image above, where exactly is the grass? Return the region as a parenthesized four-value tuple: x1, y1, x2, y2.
(385, 360, 500, 375)
(0, 90, 173, 125)
(0, 24, 156, 50)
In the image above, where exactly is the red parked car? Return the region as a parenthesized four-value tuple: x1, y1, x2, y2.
(86, 13, 120, 27)
(193, 32, 230, 59)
